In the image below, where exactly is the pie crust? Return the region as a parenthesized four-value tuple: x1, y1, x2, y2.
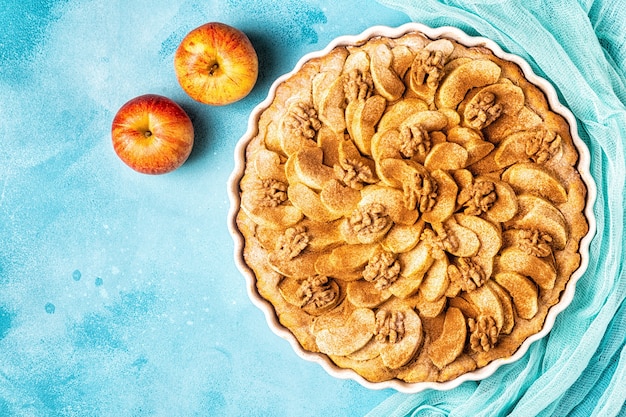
(229, 24, 594, 390)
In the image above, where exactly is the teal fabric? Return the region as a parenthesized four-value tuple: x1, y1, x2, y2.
(368, 1, 626, 416)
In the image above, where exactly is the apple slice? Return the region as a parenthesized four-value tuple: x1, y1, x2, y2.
(379, 308, 424, 369)
(370, 43, 405, 101)
(389, 241, 434, 298)
(378, 98, 429, 132)
(371, 130, 403, 169)
(498, 247, 557, 290)
(343, 49, 370, 74)
(253, 148, 286, 182)
(435, 60, 502, 109)
(455, 214, 502, 259)
(502, 162, 568, 204)
(314, 252, 363, 281)
(288, 182, 343, 223)
(330, 243, 379, 270)
(462, 282, 505, 332)
(486, 280, 515, 335)
(461, 82, 525, 129)
(268, 250, 319, 279)
(506, 194, 568, 249)
(428, 307, 467, 369)
(320, 179, 361, 216)
(382, 220, 426, 254)
(359, 185, 419, 226)
(446, 126, 494, 166)
(422, 170, 458, 224)
(391, 45, 415, 78)
(439, 218, 480, 258)
(240, 186, 303, 230)
(337, 139, 378, 186)
(419, 255, 450, 301)
(349, 95, 387, 155)
(278, 275, 341, 315)
(278, 102, 319, 156)
(481, 179, 519, 224)
(423, 142, 469, 171)
(292, 147, 335, 190)
(454, 214, 502, 280)
(346, 280, 392, 308)
(313, 71, 347, 134)
(316, 126, 342, 167)
(315, 308, 376, 356)
(494, 271, 539, 319)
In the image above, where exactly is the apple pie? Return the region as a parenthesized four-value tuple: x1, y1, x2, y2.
(232, 26, 590, 385)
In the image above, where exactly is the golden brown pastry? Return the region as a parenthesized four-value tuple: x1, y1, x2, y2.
(234, 29, 588, 384)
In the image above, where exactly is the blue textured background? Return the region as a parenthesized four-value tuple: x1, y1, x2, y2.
(0, 1, 411, 415)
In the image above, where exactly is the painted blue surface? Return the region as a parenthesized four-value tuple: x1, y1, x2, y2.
(0, 1, 409, 416)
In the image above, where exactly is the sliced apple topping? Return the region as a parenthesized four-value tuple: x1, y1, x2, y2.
(370, 43, 406, 101)
(457, 177, 518, 223)
(382, 220, 425, 254)
(502, 162, 568, 204)
(494, 128, 563, 168)
(429, 307, 467, 369)
(268, 250, 319, 279)
(291, 146, 335, 190)
(497, 246, 557, 290)
(313, 71, 347, 134)
(253, 148, 287, 182)
(423, 142, 469, 171)
(389, 241, 435, 298)
(316, 126, 342, 167)
(506, 194, 568, 250)
(346, 280, 392, 308)
(279, 275, 341, 315)
(435, 59, 502, 109)
(438, 218, 480, 258)
(419, 255, 450, 301)
(376, 308, 424, 369)
(378, 98, 429, 132)
(422, 170, 458, 224)
(446, 126, 494, 165)
(359, 185, 419, 226)
(319, 179, 361, 216)
(324, 243, 380, 277)
(279, 101, 322, 156)
(461, 82, 525, 130)
(486, 280, 515, 335)
(315, 308, 376, 356)
(348, 95, 387, 156)
(288, 182, 343, 223)
(334, 139, 378, 189)
(462, 283, 505, 334)
(494, 271, 539, 319)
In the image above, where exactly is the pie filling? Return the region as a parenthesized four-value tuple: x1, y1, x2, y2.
(235, 30, 588, 383)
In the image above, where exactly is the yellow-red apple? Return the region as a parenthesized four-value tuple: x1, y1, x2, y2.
(174, 22, 258, 105)
(111, 94, 194, 175)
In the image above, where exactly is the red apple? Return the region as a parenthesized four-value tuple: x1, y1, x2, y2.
(111, 94, 194, 174)
(174, 22, 259, 105)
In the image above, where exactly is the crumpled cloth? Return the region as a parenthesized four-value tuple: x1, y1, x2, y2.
(367, 0, 626, 416)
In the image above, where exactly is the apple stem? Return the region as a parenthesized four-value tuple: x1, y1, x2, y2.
(209, 63, 219, 76)
(144, 130, 152, 138)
